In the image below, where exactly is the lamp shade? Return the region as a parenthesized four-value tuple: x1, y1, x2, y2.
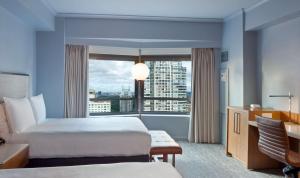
(131, 63, 149, 81)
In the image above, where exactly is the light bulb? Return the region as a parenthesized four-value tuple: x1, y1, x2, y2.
(132, 63, 149, 81)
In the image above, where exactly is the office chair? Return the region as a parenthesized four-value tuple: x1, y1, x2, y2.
(256, 116, 300, 178)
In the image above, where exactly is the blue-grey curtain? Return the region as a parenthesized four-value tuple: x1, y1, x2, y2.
(64, 44, 88, 118)
(189, 48, 219, 143)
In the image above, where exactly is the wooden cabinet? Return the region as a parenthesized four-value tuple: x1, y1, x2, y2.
(227, 109, 236, 155)
(227, 108, 248, 165)
(236, 111, 248, 163)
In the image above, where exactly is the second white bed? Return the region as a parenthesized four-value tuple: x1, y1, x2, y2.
(4, 117, 151, 158)
(0, 162, 182, 178)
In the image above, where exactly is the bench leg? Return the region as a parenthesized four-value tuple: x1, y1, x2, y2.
(163, 154, 168, 162)
(153, 156, 160, 162)
(172, 154, 176, 167)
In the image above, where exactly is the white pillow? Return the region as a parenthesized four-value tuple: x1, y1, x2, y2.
(29, 94, 46, 123)
(3, 97, 36, 133)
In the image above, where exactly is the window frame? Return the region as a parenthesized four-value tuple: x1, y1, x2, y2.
(88, 53, 191, 116)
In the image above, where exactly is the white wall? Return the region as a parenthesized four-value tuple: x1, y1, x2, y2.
(220, 12, 259, 144)
(257, 16, 300, 113)
(36, 18, 65, 117)
(222, 14, 244, 107)
(0, 0, 55, 30)
(246, 0, 300, 30)
(0, 6, 36, 94)
(65, 18, 223, 48)
(243, 31, 258, 105)
(141, 115, 190, 140)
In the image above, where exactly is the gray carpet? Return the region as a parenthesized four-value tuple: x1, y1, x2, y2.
(171, 142, 283, 178)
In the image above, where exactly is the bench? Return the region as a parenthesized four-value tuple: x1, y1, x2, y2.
(149, 130, 182, 166)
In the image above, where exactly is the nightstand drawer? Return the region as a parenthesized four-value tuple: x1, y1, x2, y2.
(0, 144, 29, 169)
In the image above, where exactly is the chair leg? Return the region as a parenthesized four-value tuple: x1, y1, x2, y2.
(283, 165, 299, 178)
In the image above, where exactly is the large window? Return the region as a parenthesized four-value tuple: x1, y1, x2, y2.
(89, 60, 136, 114)
(88, 54, 191, 115)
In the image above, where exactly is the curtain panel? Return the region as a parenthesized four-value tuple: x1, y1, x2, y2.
(188, 48, 219, 143)
(64, 44, 88, 118)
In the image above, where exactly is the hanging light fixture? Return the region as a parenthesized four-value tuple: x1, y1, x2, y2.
(131, 49, 149, 119)
(131, 49, 149, 81)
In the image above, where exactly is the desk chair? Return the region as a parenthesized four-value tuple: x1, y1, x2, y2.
(256, 116, 300, 178)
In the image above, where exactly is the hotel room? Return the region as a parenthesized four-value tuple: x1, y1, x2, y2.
(0, 0, 299, 177)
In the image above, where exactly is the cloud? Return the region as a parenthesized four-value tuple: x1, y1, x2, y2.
(89, 60, 192, 93)
(89, 60, 135, 93)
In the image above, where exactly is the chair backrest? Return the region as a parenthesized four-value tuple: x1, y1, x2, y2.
(256, 116, 290, 164)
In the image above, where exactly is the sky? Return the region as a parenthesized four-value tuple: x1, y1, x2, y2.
(89, 60, 192, 93)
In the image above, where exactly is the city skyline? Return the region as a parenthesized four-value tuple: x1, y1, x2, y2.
(89, 59, 191, 93)
(89, 59, 191, 113)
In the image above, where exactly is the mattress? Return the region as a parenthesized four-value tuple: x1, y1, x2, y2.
(0, 162, 182, 178)
(3, 117, 151, 158)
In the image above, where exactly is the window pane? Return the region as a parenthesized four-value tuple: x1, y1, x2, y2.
(144, 61, 191, 112)
(144, 99, 191, 112)
(88, 60, 135, 114)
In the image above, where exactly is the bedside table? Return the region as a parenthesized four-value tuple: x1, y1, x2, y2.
(0, 144, 29, 169)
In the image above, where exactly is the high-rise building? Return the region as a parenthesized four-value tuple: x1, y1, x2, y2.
(120, 87, 134, 112)
(144, 61, 188, 112)
(89, 100, 111, 113)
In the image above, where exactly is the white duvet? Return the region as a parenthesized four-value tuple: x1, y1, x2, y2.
(0, 162, 182, 178)
(4, 117, 151, 158)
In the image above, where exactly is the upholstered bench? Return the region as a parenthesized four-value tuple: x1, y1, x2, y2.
(149, 130, 182, 166)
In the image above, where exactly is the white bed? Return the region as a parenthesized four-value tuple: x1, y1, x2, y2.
(0, 73, 151, 165)
(0, 162, 182, 178)
(3, 117, 151, 158)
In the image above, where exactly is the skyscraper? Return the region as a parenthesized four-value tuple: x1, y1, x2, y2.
(89, 100, 111, 113)
(120, 87, 134, 112)
(144, 61, 188, 112)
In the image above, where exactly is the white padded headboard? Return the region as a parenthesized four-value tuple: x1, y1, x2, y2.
(0, 73, 30, 102)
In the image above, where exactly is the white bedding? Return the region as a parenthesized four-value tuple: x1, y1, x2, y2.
(0, 162, 182, 178)
(3, 117, 151, 158)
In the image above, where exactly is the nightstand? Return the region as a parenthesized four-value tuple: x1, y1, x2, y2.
(0, 144, 29, 169)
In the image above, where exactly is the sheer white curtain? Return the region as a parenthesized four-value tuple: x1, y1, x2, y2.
(188, 48, 219, 143)
(64, 44, 88, 118)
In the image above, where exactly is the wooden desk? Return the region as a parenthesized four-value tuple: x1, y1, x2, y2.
(226, 107, 300, 170)
(248, 121, 300, 140)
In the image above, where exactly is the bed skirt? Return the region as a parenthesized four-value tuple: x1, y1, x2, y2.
(26, 155, 150, 168)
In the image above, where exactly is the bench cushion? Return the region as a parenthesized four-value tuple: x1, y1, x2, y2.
(150, 130, 182, 155)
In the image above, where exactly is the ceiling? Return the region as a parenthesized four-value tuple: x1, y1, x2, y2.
(44, 0, 265, 20)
